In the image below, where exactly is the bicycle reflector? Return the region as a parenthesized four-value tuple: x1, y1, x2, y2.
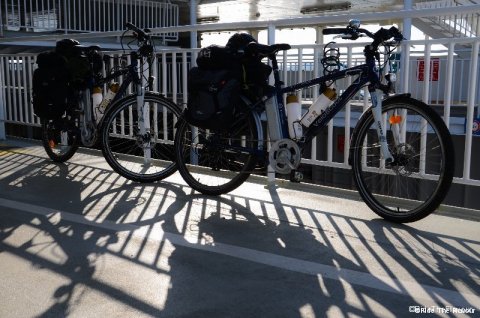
(389, 115, 402, 124)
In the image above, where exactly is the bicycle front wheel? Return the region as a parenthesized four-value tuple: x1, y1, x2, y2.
(41, 116, 79, 162)
(350, 96, 454, 223)
(174, 110, 261, 195)
(101, 92, 181, 182)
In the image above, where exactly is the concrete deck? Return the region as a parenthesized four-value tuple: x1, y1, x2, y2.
(0, 138, 479, 318)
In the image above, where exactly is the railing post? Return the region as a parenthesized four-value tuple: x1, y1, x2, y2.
(400, 41, 410, 94)
(0, 2, 4, 37)
(403, 0, 413, 44)
(443, 42, 455, 128)
(63, 0, 68, 34)
(0, 56, 6, 140)
(400, 0, 412, 95)
(267, 23, 276, 185)
(422, 41, 431, 104)
(476, 14, 480, 37)
(463, 41, 479, 181)
(190, 0, 197, 49)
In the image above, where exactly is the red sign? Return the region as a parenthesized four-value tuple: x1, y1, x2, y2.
(417, 58, 439, 81)
(337, 135, 345, 153)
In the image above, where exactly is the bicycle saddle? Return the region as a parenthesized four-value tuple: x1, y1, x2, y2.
(246, 42, 291, 57)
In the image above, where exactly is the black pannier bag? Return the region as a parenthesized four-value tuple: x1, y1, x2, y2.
(56, 39, 103, 76)
(226, 33, 272, 99)
(184, 33, 271, 129)
(32, 39, 102, 119)
(32, 51, 70, 119)
(56, 39, 93, 88)
(196, 45, 235, 70)
(225, 33, 257, 56)
(185, 67, 241, 130)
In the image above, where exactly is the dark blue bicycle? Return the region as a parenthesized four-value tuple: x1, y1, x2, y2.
(41, 22, 181, 182)
(174, 21, 454, 223)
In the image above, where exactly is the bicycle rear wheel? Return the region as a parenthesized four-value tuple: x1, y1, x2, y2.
(174, 110, 261, 195)
(41, 115, 79, 162)
(350, 96, 454, 223)
(101, 92, 181, 182)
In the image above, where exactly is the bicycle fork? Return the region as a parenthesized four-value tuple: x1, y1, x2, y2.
(369, 89, 395, 164)
(136, 86, 152, 164)
(136, 63, 152, 164)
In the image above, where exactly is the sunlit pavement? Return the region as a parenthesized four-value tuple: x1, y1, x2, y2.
(0, 138, 479, 318)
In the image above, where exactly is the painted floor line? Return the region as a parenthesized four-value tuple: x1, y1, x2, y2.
(0, 197, 478, 308)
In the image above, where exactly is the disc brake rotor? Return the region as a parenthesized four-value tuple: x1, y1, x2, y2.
(391, 143, 417, 176)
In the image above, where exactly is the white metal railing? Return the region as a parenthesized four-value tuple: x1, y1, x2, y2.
(2, 5, 480, 189)
(416, 0, 480, 37)
(1, 0, 179, 41)
(1, 36, 480, 186)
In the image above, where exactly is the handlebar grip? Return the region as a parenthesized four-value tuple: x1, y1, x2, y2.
(125, 22, 148, 40)
(322, 28, 349, 35)
(389, 26, 405, 41)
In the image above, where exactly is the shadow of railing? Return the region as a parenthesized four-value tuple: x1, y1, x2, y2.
(0, 147, 479, 317)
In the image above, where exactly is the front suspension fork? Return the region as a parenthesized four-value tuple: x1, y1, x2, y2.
(369, 89, 394, 163)
(137, 82, 152, 164)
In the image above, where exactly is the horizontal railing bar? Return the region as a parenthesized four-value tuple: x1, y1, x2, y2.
(2, 5, 480, 43)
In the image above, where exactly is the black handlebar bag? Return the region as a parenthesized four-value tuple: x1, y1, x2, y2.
(185, 67, 241, 130)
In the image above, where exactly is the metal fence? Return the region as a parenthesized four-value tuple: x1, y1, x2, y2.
(2, 3, 480, 190)
(416, 0, 480, 37)
(1, 0, 179, 41)
(1, 36, 480, 186)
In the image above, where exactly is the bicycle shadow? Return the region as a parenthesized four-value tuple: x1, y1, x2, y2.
(160, 196, 339, 317)
(370, 217, 480, 307)
(1, 147, 479, 317)
(0, 150, 187, 317)
(158, 194, 367, 317)
(159, 186, 480, 317)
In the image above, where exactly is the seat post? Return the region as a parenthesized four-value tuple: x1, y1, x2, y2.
(269, 54, 283, 89)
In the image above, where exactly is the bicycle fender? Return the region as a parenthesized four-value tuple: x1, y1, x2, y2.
(382, 93, 411, 104)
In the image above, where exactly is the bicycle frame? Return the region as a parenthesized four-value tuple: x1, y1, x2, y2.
(256, 50, 395, 163)
(76, 52, 150, 149)
(98, 54, 138, 105)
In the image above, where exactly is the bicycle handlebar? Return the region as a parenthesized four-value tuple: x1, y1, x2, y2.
(124, 22, 154, 58)
(322, 24, 404, 48)
(125, 22, 150, 42)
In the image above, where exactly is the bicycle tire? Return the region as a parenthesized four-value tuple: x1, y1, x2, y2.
(174, 109, 261, 195)
(41, 116, 79, 162)
(101, 92, 181, 182)
(350, 95, 454, 223)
